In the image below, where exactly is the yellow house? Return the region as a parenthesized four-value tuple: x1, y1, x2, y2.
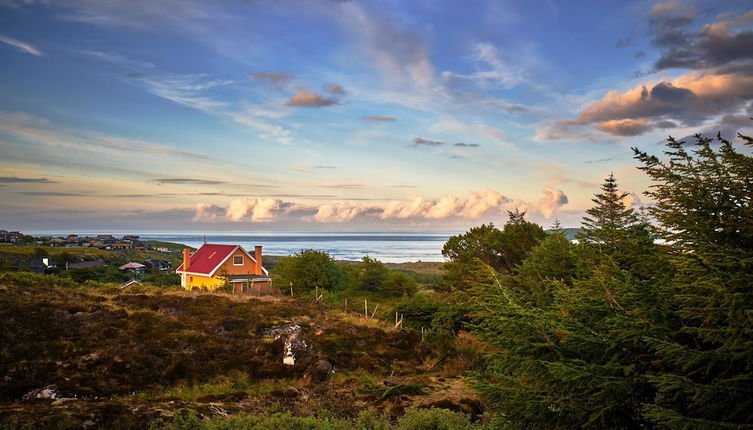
(175, 243, 270, 290)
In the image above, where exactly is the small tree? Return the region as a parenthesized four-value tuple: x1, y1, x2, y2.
(271, 249, 344, 292)
(578, 173, 642, 249)
(356, 256, 388, 292)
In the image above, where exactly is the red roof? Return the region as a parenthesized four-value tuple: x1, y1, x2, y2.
(176, 244, 240, 275)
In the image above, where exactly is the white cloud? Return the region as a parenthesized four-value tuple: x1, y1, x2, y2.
(0, 34, 43, 56)
(192, 202, 224, 221)
(226, 198, 285, 222)
(536, 188, 569, 218)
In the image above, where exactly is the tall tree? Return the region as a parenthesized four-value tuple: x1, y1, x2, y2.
(633, 132, 753, 429)
(578, 173, 642, 249)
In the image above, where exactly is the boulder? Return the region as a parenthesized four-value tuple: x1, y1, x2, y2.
(305, 359, 334, 383)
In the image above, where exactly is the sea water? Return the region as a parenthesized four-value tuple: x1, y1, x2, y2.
(30, 230, 456, 263)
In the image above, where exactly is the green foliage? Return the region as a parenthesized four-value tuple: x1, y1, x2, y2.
(513, 231, 583, 304)
(393, 295, 442, 329)
(461, 130, 753, 429)
(59, 265, 130, 284)
(396, 408, 473, 430)
(632, 132, 753, 428)
(272, 249, 344, 292)
(357, 256, 389, 292)
(442, 224, 504, 268)
(381, 271, 417, 297)
(441, 213, 546, 285)
(497, 210, 547, 273)
(151, 411, 351, 430)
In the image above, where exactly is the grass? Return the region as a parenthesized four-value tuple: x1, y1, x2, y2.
(0, 277, 484, 429)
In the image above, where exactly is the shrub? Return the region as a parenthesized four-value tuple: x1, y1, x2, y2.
(396, 408, 472, 430)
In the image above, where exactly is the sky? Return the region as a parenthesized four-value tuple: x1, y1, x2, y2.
(1, 0, 752, 232)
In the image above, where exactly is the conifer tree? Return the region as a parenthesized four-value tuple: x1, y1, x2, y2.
(578, 173, 642, 250)
(633, 132, 753, 429)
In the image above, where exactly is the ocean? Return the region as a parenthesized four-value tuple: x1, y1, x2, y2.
(30, 231, 456, 263)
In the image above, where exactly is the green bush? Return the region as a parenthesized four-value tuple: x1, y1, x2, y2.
(396, 409, 473, 430)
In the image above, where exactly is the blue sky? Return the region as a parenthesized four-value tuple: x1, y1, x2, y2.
(1, 0, 752, 231)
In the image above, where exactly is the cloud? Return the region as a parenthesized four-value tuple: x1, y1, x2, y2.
(536, 188, 568, 218)
(440, 43, 525, 90)
(225, 198, 287, 222)
(544, 73, 753, 138)
(0, 176, 55, 183)
(76, 50, 154, 69)
(152, 178, 226, 185)
(595, 118, 652, 136)
(133, 74, 293, 144)
(248, 71, 293, 91)
(621, 192, 643, 209)
(18, 191, 90, 197)
(313, 203, 380, 222)
(411, 137, 443, 147)
(650, 6, 753, 71)
(191, 189, 511, 224)
(324, 83, 345, 95)
(285, 91, 338, 107)
(333, 1, 433, 88)
(537, 8, 753, 140)
(192, 202, 225, 221)
(0, 34, 43, 56)
(454, 143, 480, 147)
(0, 110, 213, 161)
(362, 116, 397, 122)
(323, 184, 367, 189)
(428, 118, 506, 141)
(380, 189, 508, 220)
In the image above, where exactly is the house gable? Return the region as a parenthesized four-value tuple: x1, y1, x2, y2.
(176, 243, 268, 277)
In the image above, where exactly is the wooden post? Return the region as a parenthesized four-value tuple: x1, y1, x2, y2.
(370, 303, 379, 320)
(289, 282, 293, 296)
(364, 299, 368, 319)
(421, 327, 425, 342)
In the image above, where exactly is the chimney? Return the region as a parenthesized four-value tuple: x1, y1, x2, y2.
(254, 246, 262, 275)
(182, 248, 191, 272)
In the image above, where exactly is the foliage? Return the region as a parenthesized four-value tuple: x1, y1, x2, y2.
(442, 224, 504, 268)
(441, 212, 546, 281)
(381, 271, 417, 297)
(632, 132, 753, 428)
(356, 256, 389, 292)
(462, 130, 753, 429)
(272, 249, 344, 292)
(396, 408, 473, 430)
(393, 295, 442, 330)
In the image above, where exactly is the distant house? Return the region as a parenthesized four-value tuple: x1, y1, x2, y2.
(143, 259, 171, 271)
(156, 246, 169, 253)
(119, 262, 146, 274)
(67, 261, 104, 269)
(17, 258, 56, 273)
(121, 278, 141, 287)
(175, 244, 271, 291)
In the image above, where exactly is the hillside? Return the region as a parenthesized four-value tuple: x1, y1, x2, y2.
(0, 276, 483, 429)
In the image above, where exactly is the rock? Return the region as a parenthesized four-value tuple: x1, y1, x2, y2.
(264, 324, 308, 366)
(305, 359, 334, 383)
(214, 326, 228, 337)
(22, 385, 61, 401)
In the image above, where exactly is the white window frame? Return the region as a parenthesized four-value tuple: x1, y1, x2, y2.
(233, 255, 244, 266)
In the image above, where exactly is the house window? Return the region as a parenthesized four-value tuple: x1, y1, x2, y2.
(233, 255, 243, 266)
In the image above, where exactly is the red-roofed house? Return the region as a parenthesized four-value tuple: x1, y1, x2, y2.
(175, 244, 271, 290)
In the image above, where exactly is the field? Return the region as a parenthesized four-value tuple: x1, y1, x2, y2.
(0, 275, 483, 429)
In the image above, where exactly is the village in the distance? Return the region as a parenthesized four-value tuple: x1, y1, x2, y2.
(0, 229, 180, 286)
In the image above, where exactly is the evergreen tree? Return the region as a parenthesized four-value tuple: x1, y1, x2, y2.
(634, 132, 753, 429)
(578, 173, 642, 250)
